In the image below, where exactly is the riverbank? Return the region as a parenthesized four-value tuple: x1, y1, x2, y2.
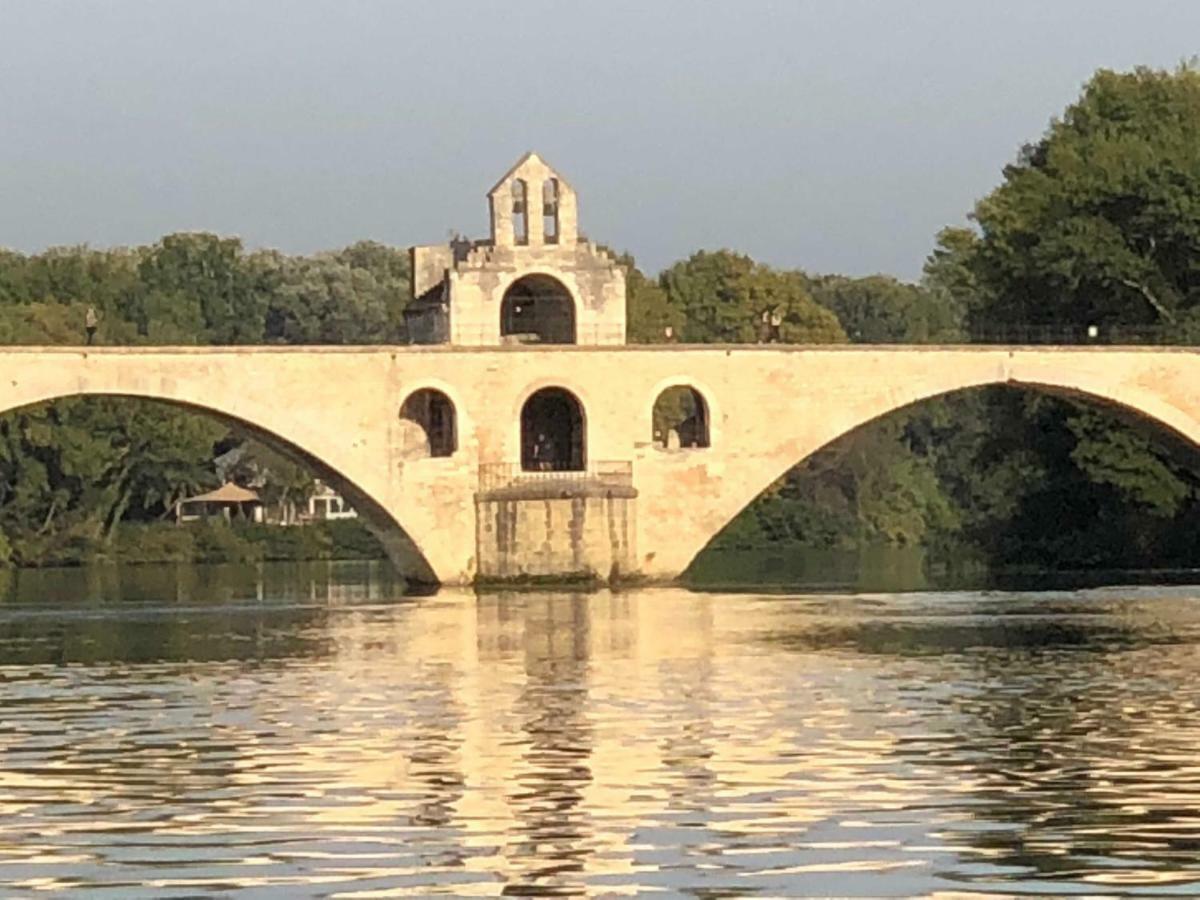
(0, 519, 387, 568)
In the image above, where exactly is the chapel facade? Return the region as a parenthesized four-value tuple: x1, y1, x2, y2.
(407, 152, 627, 346)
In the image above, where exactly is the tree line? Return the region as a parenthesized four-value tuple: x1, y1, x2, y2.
(0, 64, 1198, 572)
(0, 239, 411, 564)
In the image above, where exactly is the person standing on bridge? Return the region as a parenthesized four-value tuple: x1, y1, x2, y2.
(757, 310, 771, 343)
(84, 306, 99, 346)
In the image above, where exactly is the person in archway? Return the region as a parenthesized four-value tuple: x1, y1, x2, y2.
(532, 431, 557, 471)
(84, 306, 99, 345)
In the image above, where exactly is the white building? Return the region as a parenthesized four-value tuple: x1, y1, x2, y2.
(304, 479, 357, 522)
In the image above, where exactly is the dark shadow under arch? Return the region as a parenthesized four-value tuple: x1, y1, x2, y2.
(0, 392, 440, 587)
(501, 275, 576, 344)
(521, 387, 586, 471)
(400, 388, 457, 458)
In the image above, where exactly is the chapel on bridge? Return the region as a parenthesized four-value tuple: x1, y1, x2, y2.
(407, 152, 628, 346)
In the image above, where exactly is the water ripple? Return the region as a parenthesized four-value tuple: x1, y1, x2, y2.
(1, 565, 1200, 895)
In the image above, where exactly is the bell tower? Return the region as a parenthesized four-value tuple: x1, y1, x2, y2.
(408, 152, 626, 346)
(488, 152, 579, 249)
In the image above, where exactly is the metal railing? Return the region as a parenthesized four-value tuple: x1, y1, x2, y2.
(405, 322, 626, 346)
(959, 324, 1200, 346)
(407, 323, 1200, 348)
(478, 460, 633, 494)
(627, 324, 1200, 347)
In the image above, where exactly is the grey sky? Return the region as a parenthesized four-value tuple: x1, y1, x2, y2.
(1, 1, 1197, 279)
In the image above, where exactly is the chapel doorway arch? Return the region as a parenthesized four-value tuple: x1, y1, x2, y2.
(501, 275, 576, 344)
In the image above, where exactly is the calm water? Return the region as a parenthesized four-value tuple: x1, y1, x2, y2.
(3, 561, 1200, 896)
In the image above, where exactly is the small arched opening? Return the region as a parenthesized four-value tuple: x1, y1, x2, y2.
(501, 275, 576, 345)
(521, 387, 585, 471)
(653, 386, 710, 449)
(399, 389, 457, 458)
(511, 178, 529, 246)
(542, 178, 560, 245)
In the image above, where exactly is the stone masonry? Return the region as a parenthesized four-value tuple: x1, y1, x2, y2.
(4, 345, 1200, 584)
(408, 152, 627, 346)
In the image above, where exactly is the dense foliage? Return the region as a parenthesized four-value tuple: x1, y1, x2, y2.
(0, 237, 409, 565)
(967, 66, 1200, 335)
(656, 66, 1200, 572)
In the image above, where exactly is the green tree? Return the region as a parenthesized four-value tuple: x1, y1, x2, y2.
(263, 252, 402, 344)
(617, 252, 684, 343)
(0, 398, 222, 562)
(135, 233, 272, 343)
(808, 274, 963, 343)
(660, 250, 846, 343)
(922, 227, 981, 327)
(967, 65, 1200, 335)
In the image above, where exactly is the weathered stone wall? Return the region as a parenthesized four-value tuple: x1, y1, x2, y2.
(410, 244, 455, 299)
(446, 241, 626, 345)
(476, 493, 636, 580)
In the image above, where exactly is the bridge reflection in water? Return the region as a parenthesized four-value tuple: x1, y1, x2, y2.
(2, 563, 1200, 894)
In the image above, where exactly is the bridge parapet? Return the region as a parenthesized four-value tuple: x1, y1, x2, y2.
(443, 323, 627, 346)
(477, 461, 635, 500)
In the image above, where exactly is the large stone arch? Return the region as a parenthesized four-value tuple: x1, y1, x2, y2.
(0, 356, 441, 585)
(658, 356, 1200, 579)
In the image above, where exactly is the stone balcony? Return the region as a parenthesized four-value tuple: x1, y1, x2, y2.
(476, 461, 636, 501)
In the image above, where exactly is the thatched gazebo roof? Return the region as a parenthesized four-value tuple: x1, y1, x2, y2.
(180, 483, 261, 505)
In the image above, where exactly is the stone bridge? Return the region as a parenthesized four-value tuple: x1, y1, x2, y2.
(5, 344, 1200, 585)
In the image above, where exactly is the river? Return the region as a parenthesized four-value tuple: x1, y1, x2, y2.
(2, 558, 1200, 896)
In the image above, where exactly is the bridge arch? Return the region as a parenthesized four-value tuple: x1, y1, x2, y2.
(0, 385, 441, 585)
(666, 361, 1200, 578)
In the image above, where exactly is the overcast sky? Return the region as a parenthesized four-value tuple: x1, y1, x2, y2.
(1, 1, 1197, 279)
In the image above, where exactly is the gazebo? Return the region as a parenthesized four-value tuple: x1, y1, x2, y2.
(175, 483, 263, 524)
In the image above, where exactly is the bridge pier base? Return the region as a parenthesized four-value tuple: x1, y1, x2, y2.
(474, 482, 638, 584)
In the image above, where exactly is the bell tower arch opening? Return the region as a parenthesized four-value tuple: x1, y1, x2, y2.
(501, 275, 577, 345)
(542, 178, 560, 245)
(511, 178, 529, 246)
(521, 387, 586, 472)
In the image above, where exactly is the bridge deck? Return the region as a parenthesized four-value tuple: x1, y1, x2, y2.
(0, 342, 1196, 355)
